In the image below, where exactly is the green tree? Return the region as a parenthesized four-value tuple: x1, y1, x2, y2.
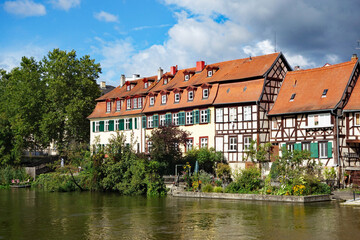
(40, 49, 101, 154)
(149, 125, 189, 174)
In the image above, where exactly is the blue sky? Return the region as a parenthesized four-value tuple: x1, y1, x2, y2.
(1, 0, 360, 86)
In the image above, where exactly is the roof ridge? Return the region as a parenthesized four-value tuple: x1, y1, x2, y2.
(288, 60, 356, 75)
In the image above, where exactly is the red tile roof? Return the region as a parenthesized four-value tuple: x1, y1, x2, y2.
(269, 60, 358, 115)
(344, 65, 360, 111)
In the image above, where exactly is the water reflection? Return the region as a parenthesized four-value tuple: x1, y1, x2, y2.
(1, 189, 360, 240)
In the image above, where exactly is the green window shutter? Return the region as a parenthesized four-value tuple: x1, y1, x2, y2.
(119, 119, 124, 130)
(294, 143, 301, 151)
(281, 144, 286, 151)
(194, 110, 200, 124)
(135, 118, 138, 129)
(99, 121, 104, 132)
(207, 109, 211, 123)
(179, 112, 185, 125)
(153, 115, 159, 128)
(310, 143, 318, 158)
(109, 120, 114, 131)
(129, 118, 133, 130)
(165, 113, 172, 125)
(327, 142, 333, 158)
(92, 122, 95, 132)
(142, 116, 147, 129)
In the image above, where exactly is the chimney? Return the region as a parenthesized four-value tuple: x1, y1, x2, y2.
(170, 66, 177, 75)
(294, 66, 301, 71)
(120, 74, 126, 87)
(133, 74, 140, 79)
(351, 54, 358, 61)
(158, 67, 163, 81)
(100, 81, 106, 89)
(196, 61, 205, 72)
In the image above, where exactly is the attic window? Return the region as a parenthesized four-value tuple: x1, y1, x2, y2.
(144, 82, 148, 89)
(322, 89, 328, 98)
(243, 86, 247, 92)
(184, 75, 189, 81)
(164, 79, 168, 85)
(290, 93, 296, 101)
(207, 70, 213, 77)
(126, 85, 130, 91)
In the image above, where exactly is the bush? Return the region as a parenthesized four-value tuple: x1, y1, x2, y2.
(184, 147, 223, 174)
(32, 172, 81, 192)
(213, 186, 223, 193)
(225, 167, 262, 193)
(0, 166, 30, 185)
(198, 170, 213, 185)
(216, 163, 232, 184)
(202, 183, 213, 192)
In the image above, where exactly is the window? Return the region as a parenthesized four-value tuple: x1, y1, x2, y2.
(229, 108, 237, 122)
(164, 78, 168, 85)
(229, 137, 237, 151)
(116, 100, 121, 111)
(203, 89, 209, 99)
(185, 75, 189, 81)
(244, 136, 251, 150)
(322, 89, 328, 97)
(144, 82, 148, 89)
(186, 111, 193, 125)
(173, 113, 179, 126)
(308, 113, 331, 127)
(133, 98, 137, 109)
(319, 142, 328, 158)
(138, 97, 142, 108)
(150, 97, 154, 106)
(200, 137, 208, 148)
(147, 141, 153, 153)
(200, 109, 208, 123)
(302, 142, 310, 151)
(161, 95, 167, 104)
(290, 93, 296, 101)
(125, 118, 130, 130)
(127, 99, 131, 109)
(186, 138, 193, 151)
(188, 91, 194, 101)
(115, 119, 119, 130)
(216, 108, 223, 122)
(147, 116, 153, 128)
(105, 120, 109, 131)
(95, 121, 100, 132)
(160, 115, 166, 126)
(287, 143, 294, 152)
(207, 70, 213, 77)
(126, 85, 130, 91)
(355, 113, 360, 126)
(244, 106, 251, 121)
(174, 93, 180, 102)
(106, 101, 111, 113)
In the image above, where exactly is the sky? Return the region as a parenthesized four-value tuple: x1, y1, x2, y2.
(1, 0, 360, 87)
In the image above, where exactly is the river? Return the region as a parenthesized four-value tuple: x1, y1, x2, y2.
(1, 189, 359, 240)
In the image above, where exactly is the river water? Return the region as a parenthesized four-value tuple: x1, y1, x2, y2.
(0, 189, 359, 240)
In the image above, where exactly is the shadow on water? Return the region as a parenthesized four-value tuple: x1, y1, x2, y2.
(1, 189, 360, 240)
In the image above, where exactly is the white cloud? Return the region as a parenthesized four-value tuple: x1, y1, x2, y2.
(0, 45, 48, 72)
(50, 0, 80, 11)
(4, 0, 46, 17)
(94, 11, 119, 23)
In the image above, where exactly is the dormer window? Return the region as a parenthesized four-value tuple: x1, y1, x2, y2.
(106, 101, 111, 113)
(161, 95, 167, 104)
(290, 93, 296, 101)
(207, 70, 213, 77)
(175, 93, 180, 102)
(188, 91, 194, 101)
(126, 99, 131, 110)
(144, 82, 148, 89)
(164, 78, 168, 85)
(138, 97, 142, 108)
(126, 85, 130, 91)
(322, 89, 328, 98)
(150, 97, 155, 106)
(203, 89, 209, 99)
(133, 98, 138, 109)
(116, 100, 121, 111)
(184, 75, 189, 81)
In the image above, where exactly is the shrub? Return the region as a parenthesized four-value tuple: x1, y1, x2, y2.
(226, 167, 262, 193)
(216, 163, 232, 184)
(0, 166, 30, 185)
(198, 170, 213, 185)
(213, 186, 223, 193)
(202, 183, 213, 192)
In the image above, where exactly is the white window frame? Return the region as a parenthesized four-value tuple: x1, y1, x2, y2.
(161, 95, 167, 104)
(287, 143, 294, 152)
(144, 82, 148, 89)
(186, 139, 193, 151)
(173, 113, 179, 126)
(229, 137, 237, 151)
(229, 107, 237, 122)
(127, 99, 131, 110)
(106, 101, 111, 113)
(244, 136, 251, 150)
(160, 115, 166, 126)
(147, 141, 153, 153)
(207, 70, 213, 77)
(184, 75, 189, 81)
(116, 100, 121, 111)
(164, 78, 168, 85)
(355, 113, 360, 126)
(174, 93, 180, 103)
(200, 137, 208, 148)
(188, 91, 194, 101)
(319, 142, 328, 158)
(138, 97, 142, 108)
(125, 118, 130, 130)
(133, 98, 137, 109)
(105, 120, 109, 131)
(216, 108, 223, 122)
(302, 142, 310, 151)
(95, 121, 100, 132)
(308, 113, 331, 127)
(126, 85, 130, 91)
(186, 111, 193, 125)
(115, 119, 119, 130)
(203, 88, 209, 99)
(244, 106, 251, 121)
(150, 97, 154, 106)
(200, 109, 208, 123)
(148, 116, 153, 128)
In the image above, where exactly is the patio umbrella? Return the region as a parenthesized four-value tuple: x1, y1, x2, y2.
(194, 160, 199, 174)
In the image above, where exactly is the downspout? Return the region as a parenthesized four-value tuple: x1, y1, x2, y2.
(332, 108, 341, 187)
